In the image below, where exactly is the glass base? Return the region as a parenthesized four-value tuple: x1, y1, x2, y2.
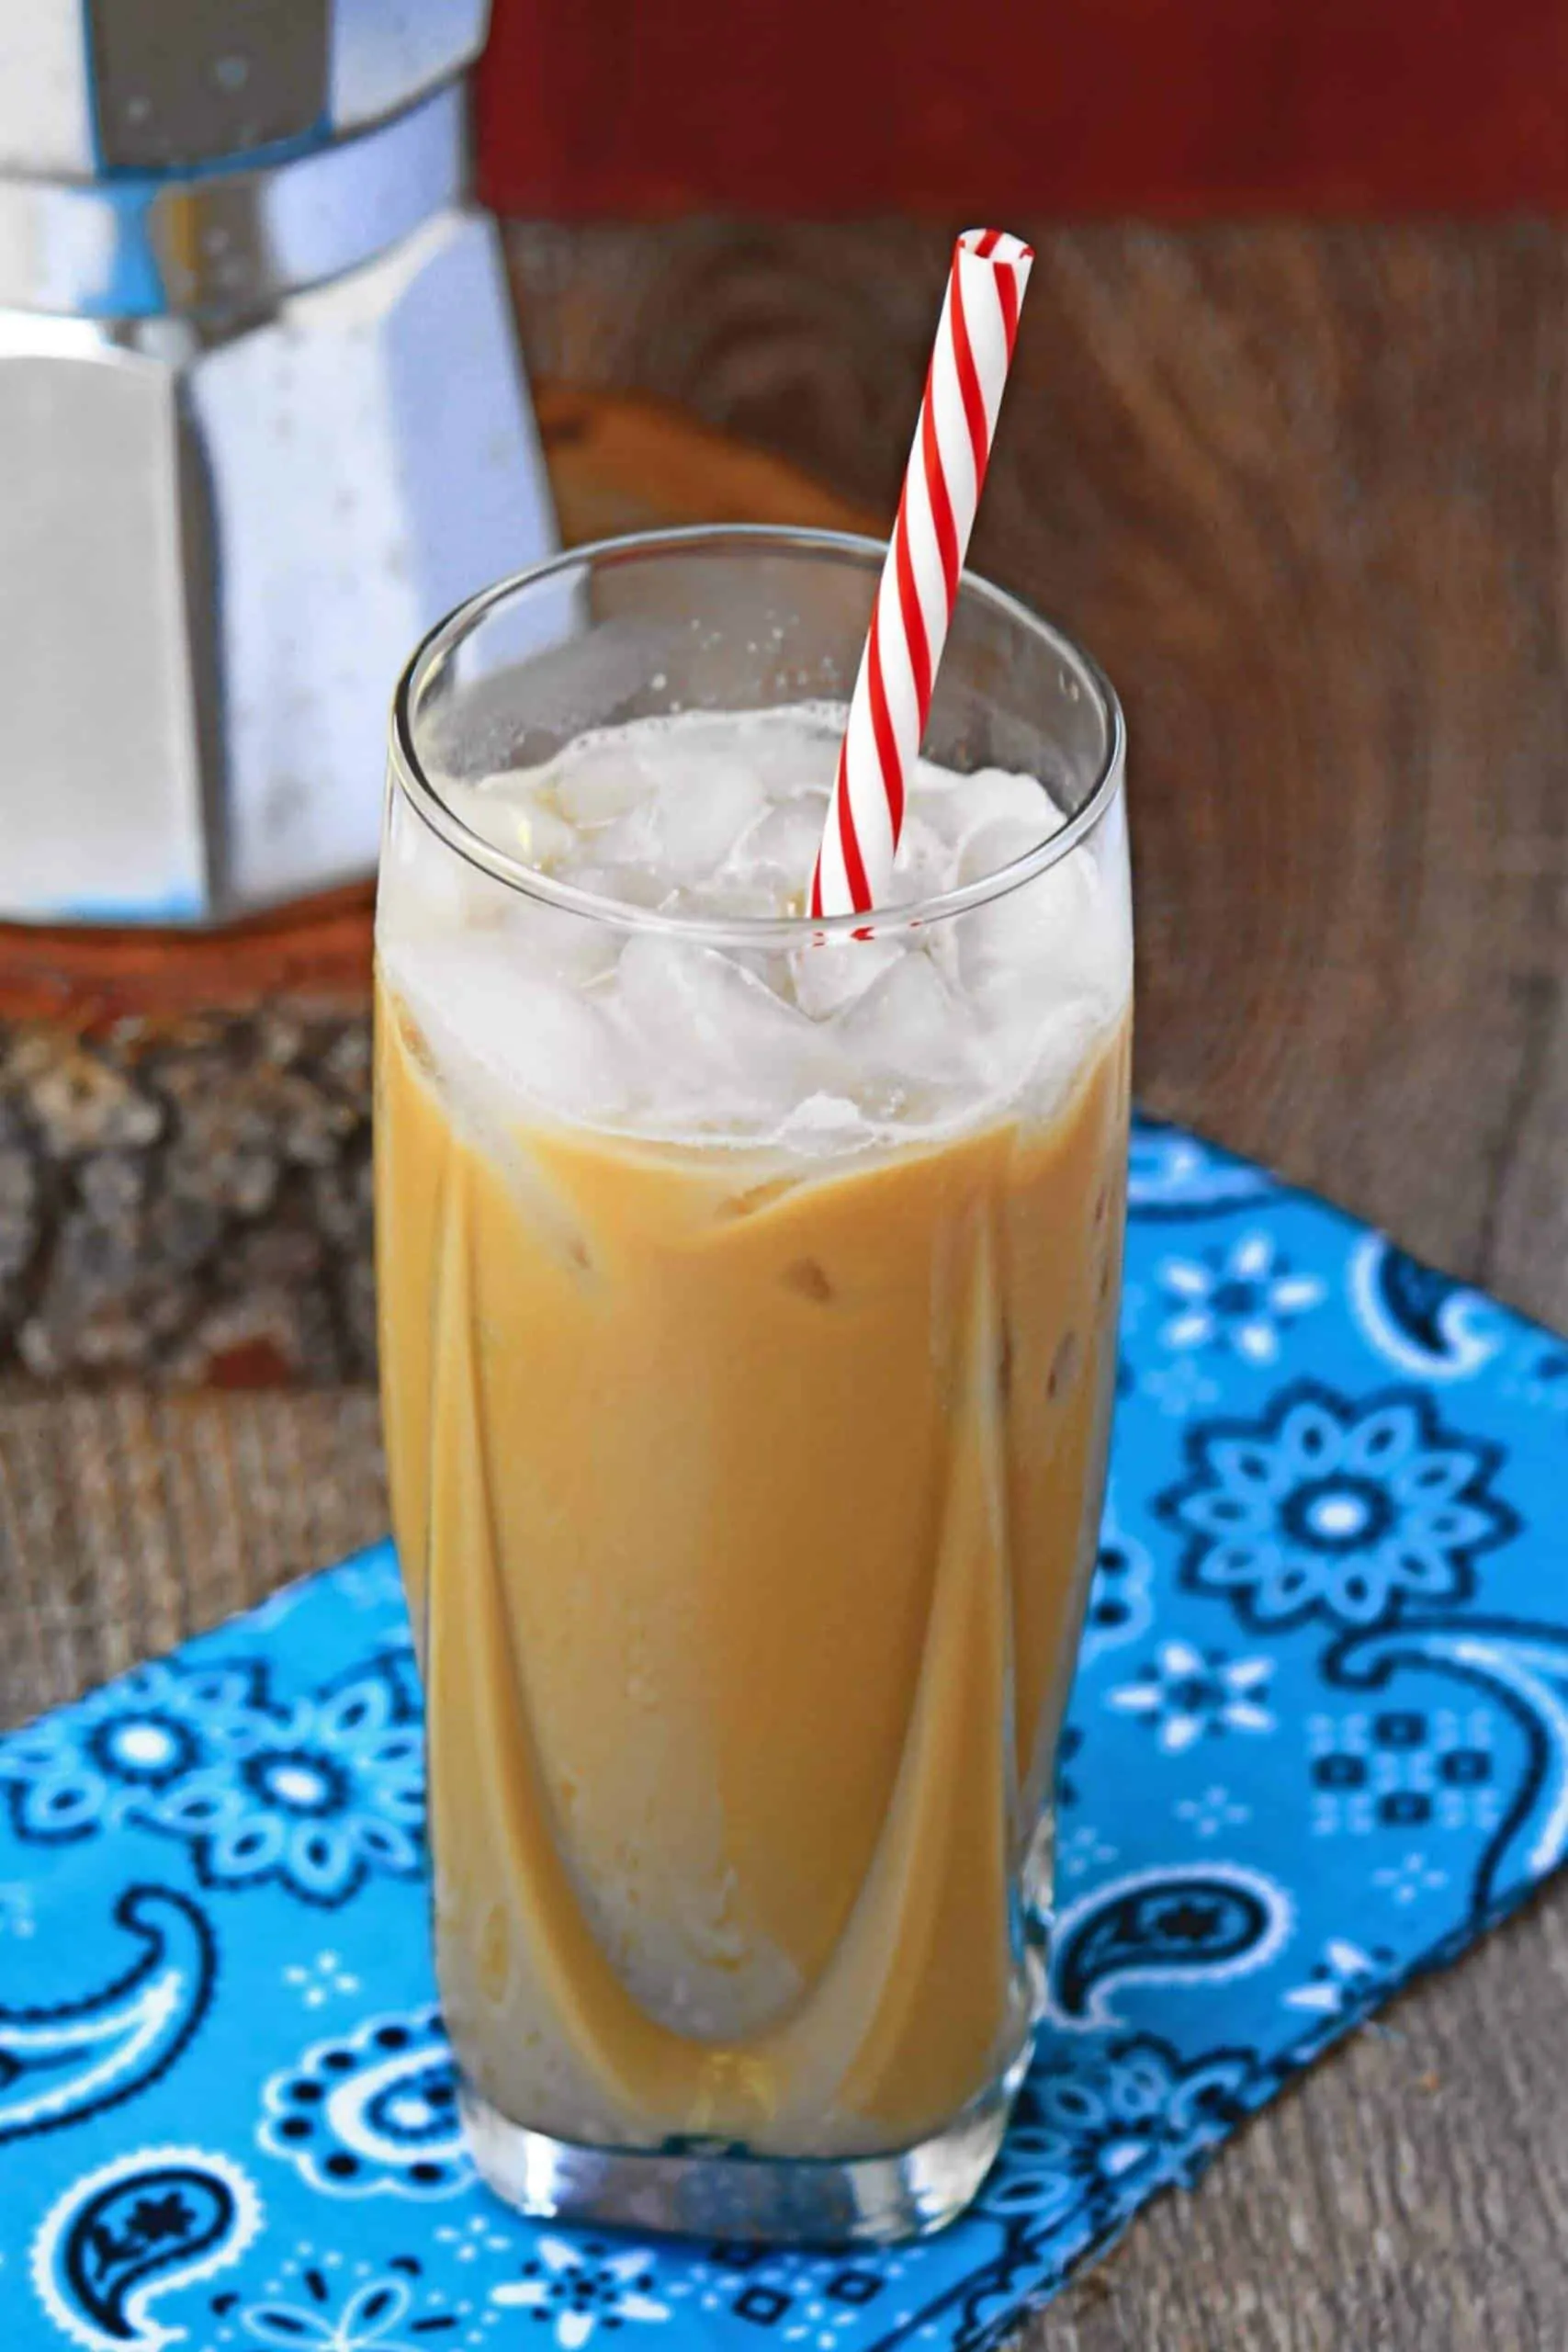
(459, 2060, 1024, 2246)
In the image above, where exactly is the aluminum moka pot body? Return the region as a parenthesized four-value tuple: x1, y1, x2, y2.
(0, 0, 557, 921)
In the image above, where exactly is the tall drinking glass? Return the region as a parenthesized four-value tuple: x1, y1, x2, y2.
(376, 526, 1132, 2244)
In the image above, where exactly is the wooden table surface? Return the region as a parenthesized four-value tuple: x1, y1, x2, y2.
(4, 220, 1566, 2347)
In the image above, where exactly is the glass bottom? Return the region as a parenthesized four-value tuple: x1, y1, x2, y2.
(459, 2054, 1027, 2246)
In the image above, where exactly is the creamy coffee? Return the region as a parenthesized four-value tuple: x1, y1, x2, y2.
(376, 705, 1131, 2156)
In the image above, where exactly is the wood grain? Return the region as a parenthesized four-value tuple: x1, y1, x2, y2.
(0, 1388, 387, 1721)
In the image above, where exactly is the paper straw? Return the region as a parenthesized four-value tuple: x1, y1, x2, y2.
(810, 228, 1033, 920)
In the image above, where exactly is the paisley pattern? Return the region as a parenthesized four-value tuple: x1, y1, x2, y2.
(30, 2148, 261, 2350)
(1348, 1234, 1504, 1381)
(0, 1888, 213, 2143)
(0, 1112, 1562, 2351)
(1049, 1865, 1292, 2025)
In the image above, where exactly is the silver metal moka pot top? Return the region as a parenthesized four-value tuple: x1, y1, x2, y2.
(0, 81, 466, 317)
(0, 0, 490, 175)
(0, 0, 558, 924)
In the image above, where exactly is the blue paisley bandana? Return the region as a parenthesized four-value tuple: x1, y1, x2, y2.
(2, 1114, 1564, 2352)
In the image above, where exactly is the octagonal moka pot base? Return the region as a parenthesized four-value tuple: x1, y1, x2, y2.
(0, 6, 557, 925)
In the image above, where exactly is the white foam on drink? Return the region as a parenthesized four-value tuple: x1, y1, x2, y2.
(380, 704, 1130, 1149)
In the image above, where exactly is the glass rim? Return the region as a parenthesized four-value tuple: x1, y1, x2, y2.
(388, 523, 1127, 945)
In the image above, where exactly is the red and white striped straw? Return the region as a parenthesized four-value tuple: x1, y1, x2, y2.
(810, 228, 1033, 920)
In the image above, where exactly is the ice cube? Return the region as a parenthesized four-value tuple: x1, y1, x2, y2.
(789, 933, 901, 1019)
(834, 950, 979, 1102)
(382, 808, 487, 933)
(907, 749, 970, 804)
(659, 878, 788, 920)
(656, 709, 836, 803)
(502, 895, 621, 988)
(954, 808, 1058, 888)
(960, 850, 1090, 989)
(772, 1092, 872, 1153)
(553, 736, 655, 827)
(557, 861, 670, 910)
(997, 995, 1116, 1125)
(614, 934, 843, 1121)
(890, 811, 955, 900)
(446, 773, 578, 872)
(384, 937, 630, 1124)
(740, 708, 840, 799)
(604, 762, 766, 884)
(582, 803, 660, 871)
(917, 763, 1061, 848)
(728, 793, 828, 891)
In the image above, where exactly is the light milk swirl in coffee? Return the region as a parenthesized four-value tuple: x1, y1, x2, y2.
(375, 705, 1130, 2154)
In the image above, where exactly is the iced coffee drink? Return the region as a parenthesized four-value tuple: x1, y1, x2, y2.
(377, 531, 1132, 2243)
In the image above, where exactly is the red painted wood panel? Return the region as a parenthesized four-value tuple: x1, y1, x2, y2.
(479, 0, 1568, 217)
